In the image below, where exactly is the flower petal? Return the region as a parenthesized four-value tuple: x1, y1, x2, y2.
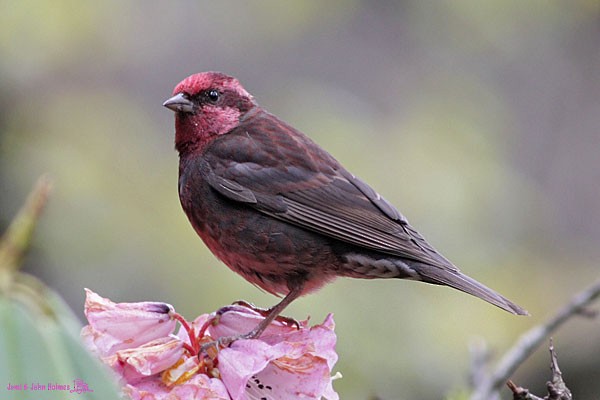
(251, 353, 333, 400)
(82, 289, 176, 356)
(116, 336, 184, 382)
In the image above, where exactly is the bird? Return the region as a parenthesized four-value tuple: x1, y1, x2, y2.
(163, 71, 528, 340)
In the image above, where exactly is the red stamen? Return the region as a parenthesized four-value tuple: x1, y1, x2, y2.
(197, 314, 218, 339)
(182, 342, 196, 354)
(170, 311, 199, 354)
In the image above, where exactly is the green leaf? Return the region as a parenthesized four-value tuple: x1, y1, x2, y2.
(0, 178, 122, 399)
(0, 291, 122, 399)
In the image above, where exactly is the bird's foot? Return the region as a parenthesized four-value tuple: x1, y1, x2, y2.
(197, 307, 269, 359)
(199, 334, 238, 355)
(198, 294, 304, 359)
(199, 326, 264, 361)
(232, 299, 301, 329)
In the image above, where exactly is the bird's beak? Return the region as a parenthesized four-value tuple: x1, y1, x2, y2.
(163, 93, 195, 113)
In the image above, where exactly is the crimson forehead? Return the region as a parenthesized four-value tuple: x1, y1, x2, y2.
(172, 72, 251, 98)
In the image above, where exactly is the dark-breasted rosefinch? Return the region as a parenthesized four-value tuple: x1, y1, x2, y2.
(164, 72, 527, 339)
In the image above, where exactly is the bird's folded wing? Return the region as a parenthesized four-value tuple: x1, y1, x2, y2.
(206, 160, 451, 270)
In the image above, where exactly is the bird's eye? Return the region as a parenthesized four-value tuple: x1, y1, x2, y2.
(207, 90, 220, 103)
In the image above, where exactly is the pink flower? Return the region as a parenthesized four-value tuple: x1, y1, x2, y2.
(81, 290, 339, 400)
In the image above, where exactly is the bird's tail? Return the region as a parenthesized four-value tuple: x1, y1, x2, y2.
(415, 263, 529, 315)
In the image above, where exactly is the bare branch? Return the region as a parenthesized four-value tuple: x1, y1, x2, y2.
(470, 279, 600, 400)
(506, 339, 572, 400)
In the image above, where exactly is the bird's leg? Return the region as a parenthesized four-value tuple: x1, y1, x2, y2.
(201, 283, 304, 354)
(231, 299, 301, 329)
(241, 283, 304, 339)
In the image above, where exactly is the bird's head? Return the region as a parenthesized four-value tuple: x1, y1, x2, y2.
(164, 72, 256, 154)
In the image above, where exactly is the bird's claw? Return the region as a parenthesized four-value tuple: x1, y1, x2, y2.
(199, 330, 259, 360)
(199, 334, 239, 358)
(200, 299, 301, 361)
(231, 300, 301, 329)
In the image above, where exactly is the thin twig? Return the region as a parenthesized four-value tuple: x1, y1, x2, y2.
(545, 339, 572, 400)
(507, 380, 544, 400)
(470, 279, 600, 400)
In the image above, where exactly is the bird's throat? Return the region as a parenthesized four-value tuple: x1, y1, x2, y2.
(174, 105, 242, 155)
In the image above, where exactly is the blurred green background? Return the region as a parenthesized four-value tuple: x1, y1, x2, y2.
(1, 1, 599, 398)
